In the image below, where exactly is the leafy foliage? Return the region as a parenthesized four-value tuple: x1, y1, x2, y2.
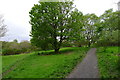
(1, 40, 39, 55)
(29, 1, 82, 53)
(82, 13, 99, 47)
(95, 9, 120, 46)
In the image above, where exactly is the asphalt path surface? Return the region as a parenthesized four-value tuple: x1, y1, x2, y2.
(67, 48, 99, 78)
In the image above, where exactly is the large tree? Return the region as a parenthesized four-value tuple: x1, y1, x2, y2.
(0, 15, 7, 38)
(29, 1, 79, 53)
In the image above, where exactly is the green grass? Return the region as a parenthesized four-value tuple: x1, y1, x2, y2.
(2, 53, 31, 74)
(97, 46, 120, 78)
(36, 47, 81, 55)
(2, 47, 89, 78)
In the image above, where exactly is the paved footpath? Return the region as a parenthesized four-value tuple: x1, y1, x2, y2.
(67, 48, 99, 78)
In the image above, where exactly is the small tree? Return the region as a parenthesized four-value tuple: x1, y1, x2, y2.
(29, 1, 79, 53)
(82, 14, 98, 47)
(0, 15, 7, 38)
(19, 40, 31, 49)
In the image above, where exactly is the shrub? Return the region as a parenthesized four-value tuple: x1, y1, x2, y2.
(2, 49, 27, 55)
(1, 40, 39, 55)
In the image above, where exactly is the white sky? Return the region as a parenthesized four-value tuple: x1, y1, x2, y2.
(0, 0, 119, 42)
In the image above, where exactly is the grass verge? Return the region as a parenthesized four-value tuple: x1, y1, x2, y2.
(97, 46, 120, 78)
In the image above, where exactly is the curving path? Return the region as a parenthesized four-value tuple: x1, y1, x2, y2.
(67, 48, 99, 78)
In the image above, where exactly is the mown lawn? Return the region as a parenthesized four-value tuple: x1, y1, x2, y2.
(2, 47, 89, 78)
(97, 46, 120, 78)
(2, 53, 30, 74)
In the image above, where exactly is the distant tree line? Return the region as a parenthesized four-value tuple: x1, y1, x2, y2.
(1, 39, 39, 55)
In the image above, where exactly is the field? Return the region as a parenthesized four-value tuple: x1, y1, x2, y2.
(97, 46, 120, 78)
(2, 53, 30, 74)
(2, 47, 89, 78)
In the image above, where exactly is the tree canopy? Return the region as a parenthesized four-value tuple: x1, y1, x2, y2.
(29, 1, 82, 53)
(29, 0, 119, 52)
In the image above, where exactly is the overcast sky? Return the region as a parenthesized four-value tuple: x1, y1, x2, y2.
(0, 0, 119, 42)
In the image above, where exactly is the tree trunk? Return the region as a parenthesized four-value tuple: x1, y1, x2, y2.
(55, 48, 59, 53)
(88, 42, 91, 47)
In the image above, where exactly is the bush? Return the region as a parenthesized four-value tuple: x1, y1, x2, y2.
(2, 49, 13, 55)
(37, 50, 55, 55)
(2, 49, 28, 55)
(62, 41, 73, 47)
(1, 40, 39, 55)
(36, 47, 80, 55)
